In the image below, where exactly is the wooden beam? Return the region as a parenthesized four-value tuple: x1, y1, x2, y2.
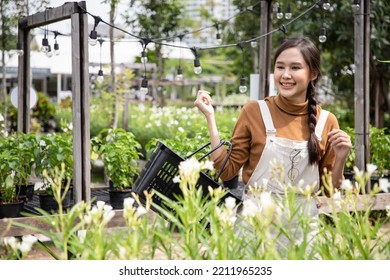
(258, 0, 272, 99)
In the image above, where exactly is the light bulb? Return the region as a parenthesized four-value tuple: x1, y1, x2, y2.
(46, 45, 53, 57)
(285, 4, 292, 19)
(97, 69, 104, 83)
(89, 30, 98, 46)
(41, 37, 49, 53)
(322, 1, 331, 10)
(177, 67, 183, 80)
(277, 7, 283, 19)
(140, 77, 149, 95)
(194, 58, 202, 74)
(250, 38, 258, 48)
(54, 42, 60, 56)
(352, 0, 360, 13)
(239, 76, 247, 93)
(216, 33, 222, 45)
(16, 43, 23, 56)
(141, 51, 148, 63)
(319, 27, 327, 43)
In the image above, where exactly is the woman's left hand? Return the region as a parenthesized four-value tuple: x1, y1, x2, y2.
(328, 129, 352, 160)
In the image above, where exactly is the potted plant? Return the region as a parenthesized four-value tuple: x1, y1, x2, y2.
(34, 133, 73, 212)
(0, 136, 24, 218)
(91, 128, 142, 209)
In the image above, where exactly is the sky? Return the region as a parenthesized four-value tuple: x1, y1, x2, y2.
(47, 0, 128, 34)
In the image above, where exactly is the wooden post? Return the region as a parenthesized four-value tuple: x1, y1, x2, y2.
(354, 0, 370, 187)
(17, 1, 90, 202)
(258, 0, 273, 100)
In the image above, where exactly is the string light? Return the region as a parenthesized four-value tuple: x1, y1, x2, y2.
(177, 66, 183, 81)
(89, 16, 102, 46)
(192, 47, 202, 75)
(285, 3, 292, 19)
(352, 0, 361, 13)
(53, 31, 61, 56)
(16, 42, 24, 56)
(97, 38, 104, 83)
(140, 76, 149, 95)
(250, 36, 258, 48)
(277, 6, 284, 19)
(76, 1, 324, 90)
(97, 69, 104, 83)
(41, 33, 49, 53)
(141, 50, 148, 64)
(322, 1, 331, 10)
(237, 43, 247, 93)
(46, 45, 53, 57)
(318, 26, 327, 43)
(215, 23, 222, 45)
(176, 34, 184, 81)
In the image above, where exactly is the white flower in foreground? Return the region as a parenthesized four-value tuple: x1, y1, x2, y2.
(386, 205, 390, 217)
(180, 157, 201, 177)
(224, 196, 236, 210)
(136, 205, 147, 216)
(96, 200, 106, 210)
(379, 178, 390, 193)
(341, 179, 353, 191)
(366, 164, 377, 176)
(123, 197, 135, 209)
(202, 160, 214, 172)
(0, 114, 3, 121)
(78, 230, 87, 243)
(173, 175, 181, 183)
(103, 209, 115, 223)
(22, 235, 38, 246)
(260, 191, 273, 210)
(241, 199, 259, 217)
(333, 191, 341, 208)
(4, 236, 18, 250)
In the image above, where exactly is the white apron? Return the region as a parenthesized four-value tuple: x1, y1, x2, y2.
(246, 100, 329, 197)
(242, 100, 329, 250)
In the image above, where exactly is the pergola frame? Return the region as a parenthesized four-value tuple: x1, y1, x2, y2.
(17, 1, 90, 203)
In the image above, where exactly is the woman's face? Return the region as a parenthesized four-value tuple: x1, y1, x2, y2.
(273, 47, 317, 103)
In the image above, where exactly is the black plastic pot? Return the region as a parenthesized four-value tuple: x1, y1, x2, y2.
(0, 200, 25, 219)
(38, 189, 72, 212)
(108, 189, 133, 209)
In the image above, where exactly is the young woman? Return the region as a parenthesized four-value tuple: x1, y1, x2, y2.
(194, 37, 352, 201)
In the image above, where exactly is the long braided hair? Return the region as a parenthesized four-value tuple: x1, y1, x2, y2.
(273, 37, 322, 165)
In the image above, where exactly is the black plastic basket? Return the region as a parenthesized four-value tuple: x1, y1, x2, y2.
(133, 140, 241, 215)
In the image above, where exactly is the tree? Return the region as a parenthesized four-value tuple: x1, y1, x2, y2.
(0, 0, 48, 132)
(123, 0, 184, 104)
(231, 0, 390, 128)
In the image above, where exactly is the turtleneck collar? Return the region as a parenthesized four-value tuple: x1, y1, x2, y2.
(273, 94, 308, 116)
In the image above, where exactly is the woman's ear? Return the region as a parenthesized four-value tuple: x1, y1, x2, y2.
(311, 71, 318, 81)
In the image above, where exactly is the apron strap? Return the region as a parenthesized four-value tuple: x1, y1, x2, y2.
(257, 100, 276, 136)
(315, 109, 329, 141)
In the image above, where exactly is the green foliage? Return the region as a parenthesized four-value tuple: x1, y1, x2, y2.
(3, 160, 390, 260)
(91, 128, 142, 189)
(35, 133, 74, 190)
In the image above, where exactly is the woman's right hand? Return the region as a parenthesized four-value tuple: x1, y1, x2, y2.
(194, 90, 214, 117)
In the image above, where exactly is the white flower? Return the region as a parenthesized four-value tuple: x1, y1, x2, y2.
(18, 243, 32, 253)
(103, 209, 115, 223)
(366, 164, 377, 176)
(39, 139, 46, 147)
(173, 175, 181, 183)
(202, 160, 214, 171)
(96, 200, 106, 210)
(22, 235, 38, 247)
(136, 206, 147, 216)
(4, 236, 18, 250)
(379, 178, 390, 193)
(241, 199, 259, 217)
(123, 197, 135, 209)
(78, 230, 87, 243)
(386, 205, 390, 216)
(333, 191, 341, 207)
(260, 191, 273, 211)
(180, 157, 201, 177)
(341, 179, 353, 191)
(0, 114, 3, 121)
(224, 196, 236, 210)
(178, 127, 184, 133)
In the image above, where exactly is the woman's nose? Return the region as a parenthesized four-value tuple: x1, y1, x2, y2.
(282, 69, 291, 79)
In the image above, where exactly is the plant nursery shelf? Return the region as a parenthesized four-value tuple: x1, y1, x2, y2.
(1, 192, 390, 238)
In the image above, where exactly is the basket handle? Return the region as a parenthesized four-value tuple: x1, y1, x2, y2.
(185, 140, 232, 182)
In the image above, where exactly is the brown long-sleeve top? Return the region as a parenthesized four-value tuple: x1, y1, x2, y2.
(214, 94, 340, 185)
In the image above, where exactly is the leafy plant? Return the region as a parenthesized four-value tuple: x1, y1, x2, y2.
(91, 128, 142, 190)
(34, 133, 73, 193)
